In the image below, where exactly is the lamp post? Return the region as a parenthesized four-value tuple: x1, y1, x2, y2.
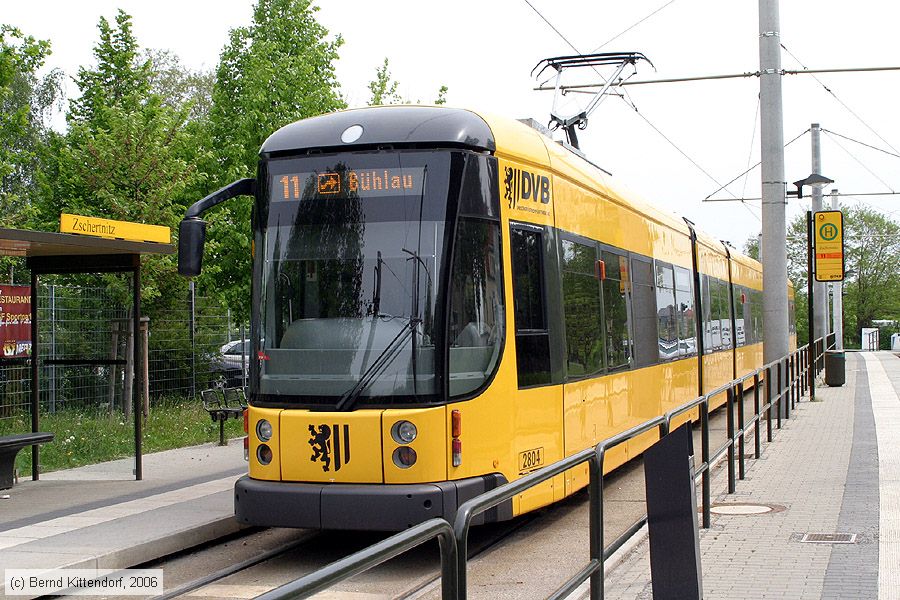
(787, 172, 834, 402)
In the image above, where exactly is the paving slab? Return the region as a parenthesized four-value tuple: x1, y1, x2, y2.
(0, 440, 246, 597)
(596, 351, 898, 600)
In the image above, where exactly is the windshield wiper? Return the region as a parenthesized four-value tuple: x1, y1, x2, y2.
(335, 316, 420, 412)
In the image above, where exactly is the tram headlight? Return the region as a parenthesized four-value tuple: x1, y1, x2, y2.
(257, 443, 273, 465)
(391, 420, 418, 444)
(392, 446, 418, 468)
(256, 419, 273, 442)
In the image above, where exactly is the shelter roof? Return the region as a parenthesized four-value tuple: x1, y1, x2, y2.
(0, 228, 174, 257)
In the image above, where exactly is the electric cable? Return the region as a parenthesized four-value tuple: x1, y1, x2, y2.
(823, 131, 896, 193)
(740, 94, 762, 199)
(820, 129, 900, 161)
(781, 43, 900, 155)
(590, 0, 679, 52)
(703, 128, 811, 200)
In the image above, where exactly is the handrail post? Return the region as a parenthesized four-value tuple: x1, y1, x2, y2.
(790, 354, 796, 410)
(737, 380, 745, 481)
(726, 385, 736, 494)
(701, 398, 711, 529)
(784, 358, 791, 419)
(776, 361, 783, 427)
(454, 515, 471, 600)
(808, 339, 816, 402)
(765, 366, 773, 442)
(439, 529, 459, 599)
(753, 371, 761, 459)
(590, 451, 604, 600)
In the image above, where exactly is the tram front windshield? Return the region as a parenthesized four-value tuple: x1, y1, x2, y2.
(255, 150, 501, 407)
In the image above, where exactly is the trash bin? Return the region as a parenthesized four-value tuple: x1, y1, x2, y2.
(824, 351, 845, 387)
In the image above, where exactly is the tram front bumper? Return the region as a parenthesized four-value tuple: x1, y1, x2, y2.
(233, 474, 510, 531)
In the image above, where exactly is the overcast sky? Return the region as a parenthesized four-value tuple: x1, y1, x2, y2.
(5, 0, 899, 248)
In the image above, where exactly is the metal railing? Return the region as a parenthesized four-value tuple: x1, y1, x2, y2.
(263, 339, 831, 600)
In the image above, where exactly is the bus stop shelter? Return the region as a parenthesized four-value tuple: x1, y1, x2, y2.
(0, 227, 174, 482)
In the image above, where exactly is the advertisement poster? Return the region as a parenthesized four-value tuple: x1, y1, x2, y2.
(0, 285, 32, 358)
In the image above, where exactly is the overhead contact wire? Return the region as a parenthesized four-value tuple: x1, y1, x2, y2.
(781, 43, 900, 155)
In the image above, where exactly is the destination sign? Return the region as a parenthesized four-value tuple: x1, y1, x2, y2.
(274, 167, 425, 201)
(814, 210, 844, 282)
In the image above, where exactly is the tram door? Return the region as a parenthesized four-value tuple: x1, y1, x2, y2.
(509, 224, 565, 511)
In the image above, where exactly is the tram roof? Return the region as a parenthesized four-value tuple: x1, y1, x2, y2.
(261, 106, 496, 155)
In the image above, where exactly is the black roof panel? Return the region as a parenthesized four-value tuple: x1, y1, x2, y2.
(260, 106, 496, 155)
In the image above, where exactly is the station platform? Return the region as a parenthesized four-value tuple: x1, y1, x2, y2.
(601, 350, 900, 600)
(0, 438, 246, 595)
(2, 351, 897, 599)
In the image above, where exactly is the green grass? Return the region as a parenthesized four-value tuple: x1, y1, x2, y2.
(0, 398, 245, 474)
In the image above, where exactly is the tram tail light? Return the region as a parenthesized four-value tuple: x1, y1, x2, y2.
(451, 410, 462, 467)
(452, 438, 462, 467)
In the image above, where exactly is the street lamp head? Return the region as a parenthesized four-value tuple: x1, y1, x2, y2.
(788, 173, 835, 198)
(794, 173, 834, 188)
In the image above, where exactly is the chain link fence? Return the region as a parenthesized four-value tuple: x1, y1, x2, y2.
(0, 281, 245, 425)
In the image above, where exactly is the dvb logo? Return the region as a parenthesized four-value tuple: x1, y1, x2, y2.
(504, 167, 551, 209)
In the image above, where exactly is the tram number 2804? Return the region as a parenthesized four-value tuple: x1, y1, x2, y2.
(518, 447, 545, 474)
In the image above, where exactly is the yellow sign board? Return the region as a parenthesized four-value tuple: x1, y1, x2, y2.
(60, 214, 171, 244)
(813, 210, 844, 282)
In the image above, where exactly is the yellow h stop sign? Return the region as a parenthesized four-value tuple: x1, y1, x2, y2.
(814, 210, 844, 282)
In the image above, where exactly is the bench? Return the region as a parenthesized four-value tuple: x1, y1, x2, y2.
(201, 388, 246, 446)
(0, 432, 55, 490)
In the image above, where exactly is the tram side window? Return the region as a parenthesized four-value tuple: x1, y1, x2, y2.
(602, 250, 631, 370)
(631, 257, 658, 368)
(707, 278, 725, 352)
(511, 227, 551, 387)
(674, 266, 696, 357)
(655, 263, 678, 360)
(449, 218, 504, 397)
(787, 297, 794, 335)
(741, 288, 753, 345)
(561, 239, 604, 378)
(734, 285, 747, 348)
(717, 280, 733, 348)
(700, 274, 715, 354)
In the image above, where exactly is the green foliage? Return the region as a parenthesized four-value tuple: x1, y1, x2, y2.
(204, 0, 346, 320)
(143, 48, 215, 123)
(367, 57, 449, 106)
(368, 57, 401, 106)
(435, 85, 449, 105)
(67, 10, 151, 128)
(0, 25, 63, 228)
(210, 0, 345, 179)
(34, 12, 207, 310)
(782, 206, 900, 348)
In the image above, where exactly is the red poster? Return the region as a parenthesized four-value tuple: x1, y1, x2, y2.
(0, 285, 32, 358)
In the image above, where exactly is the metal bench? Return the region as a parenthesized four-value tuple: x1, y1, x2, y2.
(0, 432, 54, 490)
(201, 388, 246, 446)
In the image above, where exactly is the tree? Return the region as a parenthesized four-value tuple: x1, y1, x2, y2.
(143, 49, 215, 123)
(367, 57, 448, 106)
(68, 11, 151, 128)
(0, 26, 63, 227)
(367, 58, 401, 106)
(209, 0, 345, 180)
(204, 0, 346, 318)
(36, 11, 205, 309)
(770, 205, 900, 347)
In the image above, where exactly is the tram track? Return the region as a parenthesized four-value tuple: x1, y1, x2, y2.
(143, 513, 538, 600)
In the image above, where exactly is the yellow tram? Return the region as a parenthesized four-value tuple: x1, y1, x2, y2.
(177, 106, 796, 530)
